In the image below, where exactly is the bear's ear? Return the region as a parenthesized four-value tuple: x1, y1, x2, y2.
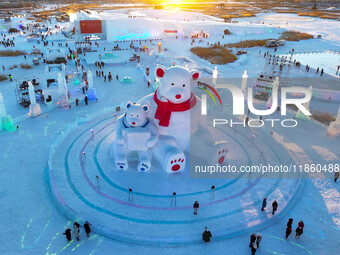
(142, 105, 149, 112)
(126, 101, 133, 109)
(191, 70, 200, 80)
(155, 65, 166, 79)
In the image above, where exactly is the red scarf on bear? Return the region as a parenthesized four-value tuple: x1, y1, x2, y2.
(154, 89, 197, 127)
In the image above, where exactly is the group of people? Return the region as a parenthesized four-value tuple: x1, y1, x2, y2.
(1, 37, 15, 48)
(285, 218, 304, 240)
(96, 70, 118, 83)
(249, 233, 262, 254)
(95, 61, 105, 69)
(260, 198, 279, 215)
(316, 67, 325, 76)
(62, 221, 92, 242)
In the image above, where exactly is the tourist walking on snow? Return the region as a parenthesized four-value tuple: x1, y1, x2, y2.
(261, 198, 267, 211)
(285, 219, 293, 240)
(298, 220, 304, 229)
(202, 227, 212, 243)
(251, 242, 257, 255)
(256, 233, 262, 248)
(287, 218, 293, 228)
(295, 220, 304, 239)
(295, 226, 303, 239)
(193, 201, 199, 215)
(285, 225, 292, 239)
(320, 68, 324, 76)
(249, 233, 256, 247)
(73, 222, 80, 241)
(272, 200, 278, 215)
(334, 171, 339, 182)
(84, 221, 92, 237)
(62, 228, 72, 241)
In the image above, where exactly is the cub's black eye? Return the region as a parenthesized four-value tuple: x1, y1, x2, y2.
(131, 114, 133, 116)
(182, 84, 186, 87)
(136, 115, 139, 117)
(171, 83, 174, 86)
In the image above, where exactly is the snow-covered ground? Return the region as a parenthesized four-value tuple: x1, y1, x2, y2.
(0, 8, 339, 255)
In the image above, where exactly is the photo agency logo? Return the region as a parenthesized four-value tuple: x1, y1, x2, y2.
(190, 77, 321, 179)
(199, 78, 312, 128)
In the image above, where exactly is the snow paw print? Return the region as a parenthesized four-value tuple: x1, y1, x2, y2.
(116, 160, 128, 170)
(164, 150, 186, 173)
(138, 161, 151, 172)
(215, 143, 228, 165)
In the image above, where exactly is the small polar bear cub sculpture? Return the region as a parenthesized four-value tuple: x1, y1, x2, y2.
(113, 101, 159, 172)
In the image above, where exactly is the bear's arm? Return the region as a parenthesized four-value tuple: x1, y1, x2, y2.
(146, 122, 159, 148)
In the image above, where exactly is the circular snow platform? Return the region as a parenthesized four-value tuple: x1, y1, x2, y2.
(47, 113, 303, 246)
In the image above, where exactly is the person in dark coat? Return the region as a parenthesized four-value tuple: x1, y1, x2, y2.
(295, 220, 304, 239)
(287, 218, 293, 228)
(295, 226, 303, 239)
(335, 171, 339, 182)
(84, 221, 92, 237)
(272, 200, 278, 215)
(202, 227, 212, 243)
(116, 74, 119, 81)
(249, 233, 256, 247)
(251, 243, 257, 255)
(261, 198, 267, 211)
(193, 201, 199, 215)
(84, 96, 88, 105)
(285, 226, 292, 239)
(62, 228, 72, 241)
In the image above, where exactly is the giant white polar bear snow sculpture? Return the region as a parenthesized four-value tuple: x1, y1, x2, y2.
(138, 65, 228, 173)
(114, 101, 159, 172)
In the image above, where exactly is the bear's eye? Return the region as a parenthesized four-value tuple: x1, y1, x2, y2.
(131, 114, 133, 117)
(182, 84, 186, 87)
(171, 83, 174, 86)
(136, 115, 139, 117)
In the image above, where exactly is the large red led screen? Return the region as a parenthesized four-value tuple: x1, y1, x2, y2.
(80, 20, 102, 34)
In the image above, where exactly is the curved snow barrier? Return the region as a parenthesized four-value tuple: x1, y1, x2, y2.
(46, 113, 303, 246)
